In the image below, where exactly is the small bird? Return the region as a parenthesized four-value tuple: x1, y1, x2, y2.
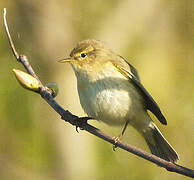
(59, 39, 179, 163)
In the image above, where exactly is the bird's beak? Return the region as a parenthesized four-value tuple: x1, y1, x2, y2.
(58, 57, 73, 63)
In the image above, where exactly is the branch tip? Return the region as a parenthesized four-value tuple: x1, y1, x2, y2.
(3, 8, 19, 59)
(3, 8, 6, 16)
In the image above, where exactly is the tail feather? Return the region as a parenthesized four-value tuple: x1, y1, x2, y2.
(143, 124, 179, 163)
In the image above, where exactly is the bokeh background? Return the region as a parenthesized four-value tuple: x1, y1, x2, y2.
(0, 0, 194, 179)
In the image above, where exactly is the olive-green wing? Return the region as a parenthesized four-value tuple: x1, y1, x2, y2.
(114, 59, 167, 125)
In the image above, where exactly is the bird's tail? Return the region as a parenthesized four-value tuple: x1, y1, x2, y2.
(142, 123, 179, 163)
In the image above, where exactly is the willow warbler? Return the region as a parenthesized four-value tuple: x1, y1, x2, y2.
(59, 39, 179, 163)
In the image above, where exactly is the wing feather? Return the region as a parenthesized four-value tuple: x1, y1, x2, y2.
(113, 59, 167, 125)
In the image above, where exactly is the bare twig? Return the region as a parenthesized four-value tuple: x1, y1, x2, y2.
(3, 8, 19, 60)
(3, 8, 194, 178)
(3, 8, 42, 85)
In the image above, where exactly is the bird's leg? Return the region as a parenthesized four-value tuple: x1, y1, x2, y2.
(113, 121, 129, 151)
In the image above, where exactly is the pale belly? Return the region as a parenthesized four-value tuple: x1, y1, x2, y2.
(77, 77, 145, 126)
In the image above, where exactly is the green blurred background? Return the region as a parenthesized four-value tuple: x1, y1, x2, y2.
(0, 0, 193, 179)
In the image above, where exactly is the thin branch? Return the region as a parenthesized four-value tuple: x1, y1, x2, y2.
(3, 8, 194, 178)
(3, 8, 42, 85)
(3, 8, 19, 60)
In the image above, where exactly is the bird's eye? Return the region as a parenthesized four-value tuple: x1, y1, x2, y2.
(80, 53, 87, 58)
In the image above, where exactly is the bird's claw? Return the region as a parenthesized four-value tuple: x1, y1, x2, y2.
(76, 126, 79, 133)
(74, 116, 92, 133)
(112, 136, 121, 151)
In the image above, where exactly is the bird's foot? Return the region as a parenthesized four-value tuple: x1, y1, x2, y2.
(74, 116, 92, 133)
(112, 135, 122, 151)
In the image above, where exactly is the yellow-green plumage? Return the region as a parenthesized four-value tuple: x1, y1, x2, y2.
(60, 39, 179, 163)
